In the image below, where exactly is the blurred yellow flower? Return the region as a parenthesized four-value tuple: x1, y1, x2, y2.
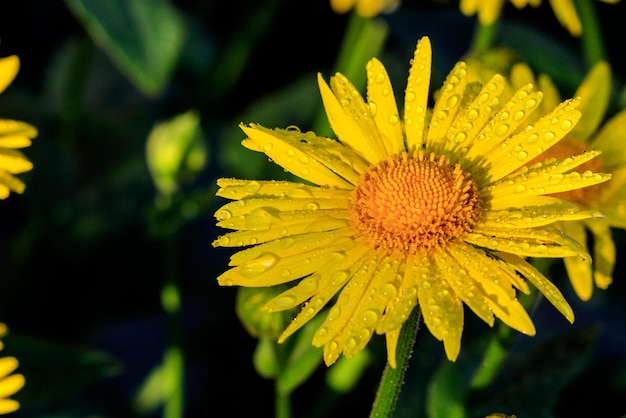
(0, 56, 37, 200)
(0, 324, 24, 415)
(213, 37, 609, 366)
(460, 0, 621, 36)
(505, 61, 626, 301)
(330, 0, 400, 17)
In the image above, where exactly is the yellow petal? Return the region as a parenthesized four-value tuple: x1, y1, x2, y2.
(240, 124, 356, 188)
(466, 225, 590, 259)
(590, 109, 626, 170)
(0, 399, 19, 415)
(0, 120, 37, 141)
(385, 328, 401, 368)
(549, 0, 582, 35)
(482, 203, 601, 229)
(318, 73, 386, 164)
(465, 84, 542, 167)
(560, 221, 593, 301)
(404, 37, 432, 151)
(0, 373, 24, 398)
(278, 243, 371, 343)
(433, 248, 495, 327)
(313, 255, 383, 347)
(448, 74, 505, 157)
(570, 61, 611, 142)
(482, 98, 581, 182)
(416, 257, 464, 361)
(366, 58, 404, 155)
(448, 245, 536, 336)
(586, 218, 615, 290)
(0, 56, 19, 95)
(496, 252, 574, 323)
(426, 62, 467, 152)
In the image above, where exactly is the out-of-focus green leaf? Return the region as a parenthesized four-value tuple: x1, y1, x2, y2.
(276, 314, 325, 395)
(470, 325, 600, 418)
(253, 337, 280, 379)
(427, 360, 468, 418)
(4, 334, 121, 407)
(65, 0, 187, 96)
(326, 348, 372, 393)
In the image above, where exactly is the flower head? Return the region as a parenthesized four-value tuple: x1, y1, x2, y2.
(330, 0, 400, 17)
(460, 0, 621, 36)
(0, 324, 24, 414)
(0, 56, 37, 200)
(213, 37, 609, 366)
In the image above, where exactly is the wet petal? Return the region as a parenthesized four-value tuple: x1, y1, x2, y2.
(367, 58, 404, 155)
(404, 37, 432, 151)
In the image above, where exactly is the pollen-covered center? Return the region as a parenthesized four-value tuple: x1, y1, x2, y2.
(350, 151, 481, 255)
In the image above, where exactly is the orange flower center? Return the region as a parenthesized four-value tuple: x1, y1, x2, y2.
(530, 136, 603, 207)
(350, 151, 481, 255)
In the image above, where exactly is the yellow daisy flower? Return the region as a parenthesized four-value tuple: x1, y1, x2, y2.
(213, 36, 610, 366)
(0, 55, 37, 200)
(460, 0, 621, 36)
(330, 0, 400, 17)
(505, 61, 625, 301)
(0, 324, 24, 415)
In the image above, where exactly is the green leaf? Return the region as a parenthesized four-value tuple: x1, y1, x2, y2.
(3, 334, 121, 407)
(65, 0, 187, 96)
(326, 348, 372, 393)
(426, 360, 468, 418)
(276, 314, 325, 395)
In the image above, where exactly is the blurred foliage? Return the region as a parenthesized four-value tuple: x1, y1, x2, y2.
(0, 0, 624, 417)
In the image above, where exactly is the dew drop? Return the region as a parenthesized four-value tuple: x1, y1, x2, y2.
(405, 92, 416, 102)
(388, 114, 400, 125)
(275, 295, 296, 309)
(466, 109, 479, 120)
(560, 119, 573, 130)
(287, 149, 295, 157)
(369, 102, 378, 116)
(446, 95, 459, 108)
(375, 73, 385, 83)
(362, 310, 378, 324)
(240, 253, 279, 277)
(513, 110, 525, 121)
(246, 208, 274, 230)
(379, 283, 397, 298)
(244, 181, 261, 194)
(298, 275, 319, 293)
(263, 143, 273, 152)
(216, 209, 232, 220)
(496, 124, 509, 136)
(219, 236, 230, 245)
(517, 150, 528, 161)
(543, 131, 556, 142)
(524, 98, 537, 108)
(281, 269, 291, 278)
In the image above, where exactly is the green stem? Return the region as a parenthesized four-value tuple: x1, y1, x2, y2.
(161, 234, 184, 418)
(275, 383, 291, 418)
(575, 0, 606, 66)
(312, 13, 389, 137)
(469, 20, 498, 53)
(369, 308, 421, 418)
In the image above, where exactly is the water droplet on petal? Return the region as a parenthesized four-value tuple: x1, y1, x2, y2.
(362, 310, 378, 324)
(263, 143, 273, 152)
(216, 209, 232, 220)
(240, 253, 279, 277)
(246, 208, 275, 230)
